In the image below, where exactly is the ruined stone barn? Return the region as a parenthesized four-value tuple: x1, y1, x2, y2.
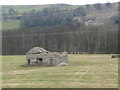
(26, 47, 68, 66)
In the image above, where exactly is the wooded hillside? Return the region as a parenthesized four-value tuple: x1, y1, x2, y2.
(2, 2, 119, 55)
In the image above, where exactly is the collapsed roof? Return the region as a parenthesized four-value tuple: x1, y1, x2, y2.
(27, 47, 48, 54)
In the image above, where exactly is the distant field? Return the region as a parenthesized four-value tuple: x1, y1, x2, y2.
(2, 20, 20, 30)
(2, 5, 49, 14)
(2, 54, 118, 88)
(2, 5, 79, 14)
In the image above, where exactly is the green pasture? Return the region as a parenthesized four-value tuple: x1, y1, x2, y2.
(2, 54, 118, 88)
(2, 20, 20, 30)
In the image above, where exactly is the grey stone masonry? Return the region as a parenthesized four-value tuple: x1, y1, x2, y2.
(26, 47, 68, 66)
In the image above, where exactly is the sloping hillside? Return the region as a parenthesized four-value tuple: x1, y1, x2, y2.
(2, 2, 118, 30)
(2, 2, 119, 55)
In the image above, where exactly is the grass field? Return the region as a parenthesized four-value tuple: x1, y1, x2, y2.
(2, 20, 20, 30)
(2, 54, 118, 88)
(3, 5, 79, 14)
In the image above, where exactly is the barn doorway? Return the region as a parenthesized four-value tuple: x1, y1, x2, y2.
(37, 58, 42, 65)
(50, 59, 53, 66)
(28, 59, 30, 65)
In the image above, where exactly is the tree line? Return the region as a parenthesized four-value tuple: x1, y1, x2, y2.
(2, 24, 118, 55)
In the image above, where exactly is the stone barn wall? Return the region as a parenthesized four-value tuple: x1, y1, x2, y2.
(26, 52, 68, 66)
